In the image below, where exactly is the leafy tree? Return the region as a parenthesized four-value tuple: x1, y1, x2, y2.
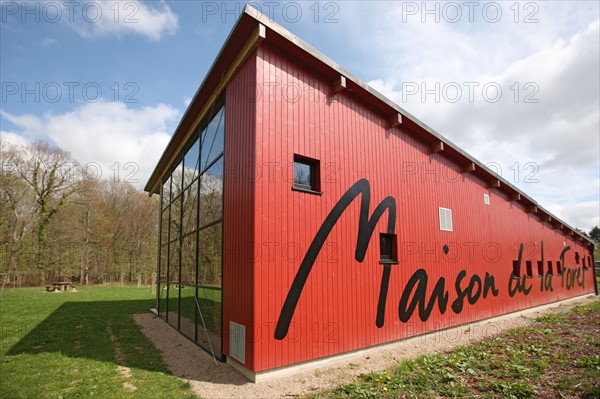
(589, 226, 600, 242)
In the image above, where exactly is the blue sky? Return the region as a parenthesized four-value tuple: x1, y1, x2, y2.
(1, 1, 599, 231)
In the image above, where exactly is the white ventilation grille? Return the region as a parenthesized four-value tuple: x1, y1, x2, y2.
(229, 321, 246, 364)
(439, 207, 453, 231)
(483, 194, 490, 205)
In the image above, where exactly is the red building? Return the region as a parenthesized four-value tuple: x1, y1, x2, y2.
(144, 6, 597, 381)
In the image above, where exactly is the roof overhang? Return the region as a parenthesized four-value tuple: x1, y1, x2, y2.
(144, 5, 595, 248)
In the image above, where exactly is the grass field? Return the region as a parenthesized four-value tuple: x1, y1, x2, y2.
(313, 298, 600, 399)
(0, 286, 197, 399)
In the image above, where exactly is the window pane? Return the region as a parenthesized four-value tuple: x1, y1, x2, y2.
(170, 196, 181, 242)
(161, 175, 171, 211)
(208, 108, 225, 166)
(201, 107, 225, 171)
(183, 135, 200, 188)
(180, 232, 197, 339)
(197, 222, 222, 353)
(171, 159, 184, 198)
(199, 223, 221, 286)
(200, 156, 223, 228)
(158, 244, 168, 317)
(294, 161, 312, 187)
(182, 181, 198, 235)
(181, 232, 197, 286)
(167, 240, 180, 328)
(160, 209, 169, 246)
(380, 235, 391, 259)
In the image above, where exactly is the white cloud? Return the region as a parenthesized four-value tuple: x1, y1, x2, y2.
(546, 202, 600, 233)
(0, 131, 29, 148)
(67, 0, 179, 41)
(1, 102, 180, 188)
(1, 111, 45, 134)
(41, 38, 57, 47)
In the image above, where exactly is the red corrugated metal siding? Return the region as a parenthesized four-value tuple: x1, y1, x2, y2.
(223, 54, 257, 369)
(249, 42, 595, 372)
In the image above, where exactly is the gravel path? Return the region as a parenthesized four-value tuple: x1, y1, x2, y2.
(133, 294, 597, 398)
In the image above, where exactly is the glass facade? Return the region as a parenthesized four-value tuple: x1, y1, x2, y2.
(157, 102, 225, 358)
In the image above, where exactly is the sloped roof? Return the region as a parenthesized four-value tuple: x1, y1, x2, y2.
(145, 5, 594, 247)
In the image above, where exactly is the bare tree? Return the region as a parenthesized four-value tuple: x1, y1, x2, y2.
(61, 179, 98, 285)
(5, 141, 80, 283)
(0, 143, 36, 276)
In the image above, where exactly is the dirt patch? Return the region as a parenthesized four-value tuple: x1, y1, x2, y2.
(133, 295, 597, 399)
(107, 322, 138, 392)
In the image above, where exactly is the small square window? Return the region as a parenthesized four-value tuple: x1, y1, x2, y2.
(293, 155, 320, 193)
(526, 260, 533, 278)
(439, 207, 453, 232)
(512, 260, 521, 277)
(547, 260, 553, 275)
(556, 261, 563, 275)
(483, 193, 490, 205)
(379, 233, 398, 263)
(537, 260, 544, 276)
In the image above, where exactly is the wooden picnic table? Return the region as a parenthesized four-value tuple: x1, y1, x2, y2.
(47, 281, 74, 292)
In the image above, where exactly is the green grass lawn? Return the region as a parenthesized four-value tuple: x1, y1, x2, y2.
(0, 285, 197, 399)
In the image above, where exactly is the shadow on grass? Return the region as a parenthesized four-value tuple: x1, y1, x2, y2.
(5, 297, 222, 378)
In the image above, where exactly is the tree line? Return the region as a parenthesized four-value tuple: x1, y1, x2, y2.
(1, 139, 158, 286)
